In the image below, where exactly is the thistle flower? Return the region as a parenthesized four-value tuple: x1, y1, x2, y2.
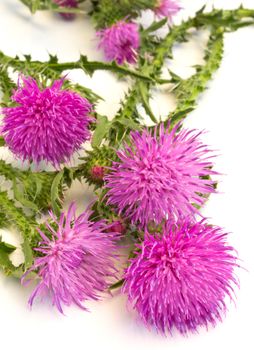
(105, 124, 217, 228)
(1, 77, 93, 166)
(97, 21, 140, 65)
(22, 203, 118, 313)
(123, 220, 238, 334)
(53, 0, 78, 20)
(154, 0, 181, 19)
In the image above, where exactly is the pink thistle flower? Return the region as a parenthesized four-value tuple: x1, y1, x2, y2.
(123, 220, 239, 334)
(97, 21, 140, 65)
(154, 0, 181, 19)
(105, 124, 217, 228)
(1, 77, 93, 166)
(53, 0, 78, 20)
(22, 203, 118, 313)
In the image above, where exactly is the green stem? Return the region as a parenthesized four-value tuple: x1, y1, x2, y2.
(169, 28, 224, 126)
(0, 51, 156, 83)
(138, 6, 254, 128)
(49, 60, 156, 83)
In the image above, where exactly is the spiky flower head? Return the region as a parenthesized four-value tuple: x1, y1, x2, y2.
(154, 0, 181, 19)
(1, 77, 93, 166)
(97, 21, 140, 65)
(123, 220, 238, 334)
(105, 124, 217, 228)
(53, 0, 78, 20)
(22, 203, 118, 313)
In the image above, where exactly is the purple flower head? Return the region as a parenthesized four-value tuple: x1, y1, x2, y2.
(1, 76, 93, 166)
(154, 0, 181, 19)
(97, 21, 140, 65)
(22, 203, 118, 313)
(105, 124, 217, 228)
(123, 220, 238, 334)
(53, 0, 78, 20)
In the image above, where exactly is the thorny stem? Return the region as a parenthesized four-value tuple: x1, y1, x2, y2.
(0, 51, 159, 84)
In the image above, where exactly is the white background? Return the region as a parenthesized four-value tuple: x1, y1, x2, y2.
(0, 0, 254, 349)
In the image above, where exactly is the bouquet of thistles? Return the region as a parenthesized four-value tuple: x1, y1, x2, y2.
(0, 0, 252, 335)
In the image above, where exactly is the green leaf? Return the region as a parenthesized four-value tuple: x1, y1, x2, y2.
(168, 69, 182, 83)
(109, 279, 124, 290)
(169, 29, 224, 126)
(33, 176, 43, 200)
(0, 240, 16, 254)
(0, 191, 36, 240)
(196, 5, 207, 15)
(138, 82, 157, 124)
(117, 117, 141, 130)
(51, 170, 64, 217)
(0, 248, 16, 275)
(0, 137, 5, 146)
(69, 83, 103, 103)
(21, 236, 33, 269)
(13, 178, 39, 212)
(63, 167, 74, 188)
(92, 115, 111, 148)
(143, 17, 168, 34)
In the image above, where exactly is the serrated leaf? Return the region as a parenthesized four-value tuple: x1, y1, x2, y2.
(63, 167, 74, 188)
(170, 107, 195, 124)
(138, 82, 157, 124)
(51, 170, 64, 216)
(143, 17, 168, 34)
(196, 5, 206, 15)
(13, 178, 39, 212)
(117, 117, 141, 130)
(33, 176, 43, 200)
(0, 239, 16, 254)
(0, 248, 16, 275)
(92, 115, 111, 147)
(23, 54, 32, 62)
(69, 83, 103, 103)
(9, 265, 25, 279)
(168, 69, 182, 83)
(21, 236, 33, 269)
